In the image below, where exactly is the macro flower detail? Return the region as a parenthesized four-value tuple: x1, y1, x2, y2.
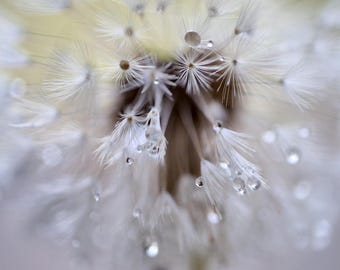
(0, 0, 339, 270)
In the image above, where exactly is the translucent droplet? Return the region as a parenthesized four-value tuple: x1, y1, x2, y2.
(137, 144, 144, 153)
(207, 40, 214, 48)
(145, 241, 159, 258)
(132, 208, 142, 219)
(93, 192, 100, 202)
(298, 127, 310, 139)
(41, 144, 63, 167)
(286, 148, 301, 165)
(247, 178, 261, 191)
(262, 130, 276, 144)
(293, 181, 311, 200)
(219, 162, 232, 177)
(184, 31, 201, 47)
(195, 176, 204, 187)
(126, 157, 134, 165)
(312, 219, 331, 250)
(153, 78, 160, 85)
(235, 170, 242, 177)
(232, 178, 246, 195)
(207, 208, 222, 224)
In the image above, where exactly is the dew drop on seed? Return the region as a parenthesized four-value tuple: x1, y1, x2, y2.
(195, 176, 204, 187)
(286, 148, 301, 165)
(132, 208, 142, 219)
(145, 241, 159, 258)
(207, 208, 222, 224)
(312, 219, 331, 250)
(207, 40, 214, 48)
(262, 130, 276, 144)
(137, 145, 144, 153)
(184, 31, 201, 47)
(235, 170, 242, 176)
(247, 178, 261, 191)
(219, 162, 232, 177)
(233, 178, 246, 195)
(126, 157, 134, 165)
(93, 192, 100, 202)
(294, 181, 311, 200)
(219, 162, 229, 169)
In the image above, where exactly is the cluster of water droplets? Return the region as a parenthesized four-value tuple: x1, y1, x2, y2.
(137, 108, 166, 159)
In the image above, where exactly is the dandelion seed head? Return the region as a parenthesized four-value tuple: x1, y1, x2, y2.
(1, 0, 339, 269)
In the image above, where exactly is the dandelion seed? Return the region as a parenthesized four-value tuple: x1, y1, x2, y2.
(103, 54, 152, 90)
(174, 49, 218, 95)
(234, 1, 258, 36)
(43, 45, 95, 101)
(217, 37, 277, 103)
(96, 2, 148, 48)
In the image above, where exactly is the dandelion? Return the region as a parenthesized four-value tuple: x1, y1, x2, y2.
(0, 0, 339, 269)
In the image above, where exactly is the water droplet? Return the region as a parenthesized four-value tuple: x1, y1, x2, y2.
(184, 31, 201, 47)
(207, 40, 214, 48)
(286, 148, 301, 165)
(137, 145, 143, 153)
(195, 176, 204, 187)
(126, 157, 134, 165)
(262, 130, 276, 144)
(93, 192, 100, 202)
(294, 181, 311, 200)
(145, 241, 159, 258)
(247, 178, 261, 191)
(312, 219, 331, 250)
(219, 162, 232, 177)
(132, 208, 142, 219)
(232, 178, 246, 195)
(298, 127, 310, 139)
(207, 207, 222, 224)
(153, 78, 160, 85)
(235, 170, 242, 176)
